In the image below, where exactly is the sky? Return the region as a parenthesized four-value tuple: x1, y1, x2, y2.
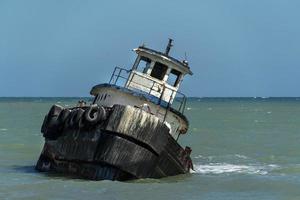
(0, 0, 300, 97)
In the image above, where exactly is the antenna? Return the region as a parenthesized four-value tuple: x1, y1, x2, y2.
(165, 38, 173, 55)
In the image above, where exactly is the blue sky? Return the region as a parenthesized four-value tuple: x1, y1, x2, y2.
(0, 0, 299, 97)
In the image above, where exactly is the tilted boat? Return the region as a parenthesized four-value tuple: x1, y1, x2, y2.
(36, 39, 194, 180)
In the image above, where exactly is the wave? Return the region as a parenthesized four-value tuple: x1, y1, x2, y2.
(192, 163, 279, 175)
(193, 154, 251, 163)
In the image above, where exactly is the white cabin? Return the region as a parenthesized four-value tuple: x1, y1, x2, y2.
(90, 40, 193, 140)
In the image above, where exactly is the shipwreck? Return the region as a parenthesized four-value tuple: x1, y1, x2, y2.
(36, 39, 194, 180)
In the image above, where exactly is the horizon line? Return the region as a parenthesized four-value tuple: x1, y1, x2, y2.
(0, 96, 300, 98)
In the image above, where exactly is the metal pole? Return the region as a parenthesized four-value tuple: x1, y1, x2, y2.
(109, 67, 117, 84)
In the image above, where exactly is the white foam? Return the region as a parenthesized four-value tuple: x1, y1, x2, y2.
(194, 155, 204, 159)
(194, 154, 249, 160)
(192, 163, 278, 175)
(187, 107, 192, 110)
(234, 154, 248, 159)
(0, 128, 7, 131)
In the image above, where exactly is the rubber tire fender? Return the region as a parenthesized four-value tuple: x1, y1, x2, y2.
(98, 106, 107, 121)
(57, 109, 71, 125)
(43, 115, 60, 140)
(45, 104, 64, 129)
(42, 104, 64, 140)
(69, 108, 85, 128)
(84, 104, 101, 124)
(41, 114, 48, 133)
(48, 104, 64, 117)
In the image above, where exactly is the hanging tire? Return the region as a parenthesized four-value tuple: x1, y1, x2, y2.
(44, 104, 64, 131)
(98, 106, 107, 121)
(48, 104, 64, 117)
(43, 115, 60, 140)
(42, 105, 63, 130)
(41, 114, 48, 133)
(77, 109, 86, 128)
(43, 104, 64, 140)
(57, 109, 71, 125)
(69, 108, 85, 128)
(84, 104, 101, 124)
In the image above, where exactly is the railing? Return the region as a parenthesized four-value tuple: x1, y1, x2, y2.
(108, 67, 187, 115)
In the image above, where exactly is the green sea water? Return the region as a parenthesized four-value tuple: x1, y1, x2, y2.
(0, 97, 300, 200)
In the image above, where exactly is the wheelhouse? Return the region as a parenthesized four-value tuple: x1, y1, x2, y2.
(92, 39, 193, 139)
(109, 39, 193, 114)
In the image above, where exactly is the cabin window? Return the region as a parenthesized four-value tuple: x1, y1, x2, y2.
(150, 62, 168, 80)
(136, 56, 151, 73)
(167, 69, 181, 87)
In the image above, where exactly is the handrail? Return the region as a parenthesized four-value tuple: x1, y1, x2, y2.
(108, 67, 187, 115)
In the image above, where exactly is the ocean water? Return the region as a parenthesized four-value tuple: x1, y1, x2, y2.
(0, 97, 300, 200)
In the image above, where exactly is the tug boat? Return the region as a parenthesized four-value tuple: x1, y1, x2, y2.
(36, 39, 194, 180)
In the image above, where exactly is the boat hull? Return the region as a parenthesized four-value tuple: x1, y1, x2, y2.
(36, 104, 193, 180)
